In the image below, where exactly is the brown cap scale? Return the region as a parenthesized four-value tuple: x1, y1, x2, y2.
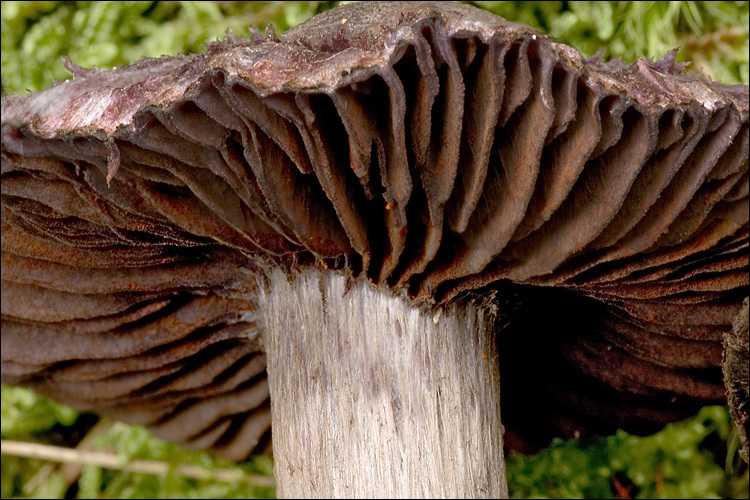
(2, 2, 748, 497)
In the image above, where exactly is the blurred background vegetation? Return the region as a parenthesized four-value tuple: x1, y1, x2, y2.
(2, 0, 748, 95)
(1, 1, 748, 498)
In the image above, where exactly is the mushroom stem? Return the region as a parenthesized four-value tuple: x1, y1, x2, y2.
(259, 267, 507, 498)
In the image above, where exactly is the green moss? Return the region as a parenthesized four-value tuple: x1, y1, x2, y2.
(2, 1, 747, 95)
(474, 1, 749, 84)
(1, 385, 275, 499)
(1, 1, 344, 94)
(1, 384, 78, 437)
(506, 406, 748, 499)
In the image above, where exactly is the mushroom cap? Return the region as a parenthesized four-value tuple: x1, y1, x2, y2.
(2, 1, 748, 458)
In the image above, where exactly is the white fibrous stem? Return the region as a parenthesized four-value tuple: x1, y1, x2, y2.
(259, 267, 507, 498)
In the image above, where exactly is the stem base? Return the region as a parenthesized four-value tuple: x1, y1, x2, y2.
(260, 268, 507, 498)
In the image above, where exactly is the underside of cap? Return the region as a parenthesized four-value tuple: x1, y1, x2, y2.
(1, 1, 748, 459)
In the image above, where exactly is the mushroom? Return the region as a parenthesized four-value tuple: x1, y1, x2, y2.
(1, 1, 748, 497)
